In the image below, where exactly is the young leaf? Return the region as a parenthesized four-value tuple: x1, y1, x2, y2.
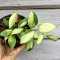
(3, 18, 9, 27)
(37, 34, 44, 45)
(18, 18, 28, 28)
(0, 29, 12, 37)
(47, 35, 58, 41)
(9, 12, 18, 28)
(39, 23, 56, 33)
(8, 35, 16, 49)
(20, 29, 34, 44)
(11, 28, 24, 35)
(34, 31, 39, 38)
(28, 11, 38, 28)
(25, 38, 34, 51)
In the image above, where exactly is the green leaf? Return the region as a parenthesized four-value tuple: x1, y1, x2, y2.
(37, 34, 44, 45)
(34, 31, 39, 38)
(18, 18, 28, 28)
(4, 36, 8, 42)
(11, 28, 24, 35)
(28, 11, 38, 28)
(25, 38, 34, 51)
(20, 29, 34, 44)
(47, 35, 58, 41)
(3, 18, 9, 27)
(8, 35, 16, 49)
(0, 29, 12, 37)
(39, 23, 56, 33)
(17, 31, 25, 39)
(9, 12, 18, 28)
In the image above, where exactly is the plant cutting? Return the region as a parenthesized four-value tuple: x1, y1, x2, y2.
(0, 11, 58, 51)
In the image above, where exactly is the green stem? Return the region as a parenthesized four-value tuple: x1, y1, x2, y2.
(34, 38, 60, 40)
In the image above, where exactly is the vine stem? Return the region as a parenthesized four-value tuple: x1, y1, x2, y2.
(34, 29, 60, 40)
(34, 38, 60, 40)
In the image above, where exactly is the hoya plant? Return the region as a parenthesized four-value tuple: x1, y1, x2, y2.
(0, 11, 58, 51)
